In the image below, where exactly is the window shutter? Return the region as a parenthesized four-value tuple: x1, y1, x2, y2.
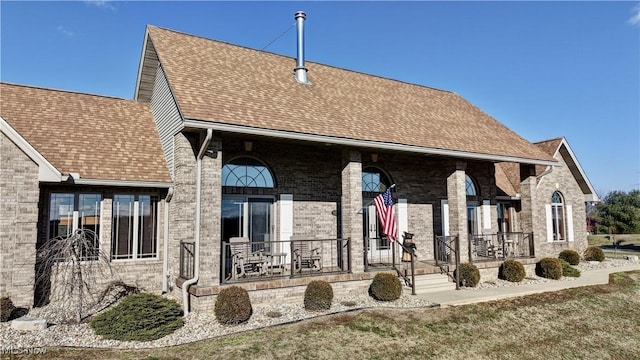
(545, 204, 553, 242)
(279, 194, 293, 241)
(398, 199, 408, 239)
(482, 200, 491, 232)
(566, 204, 574, 242)
(441, 200, 449, 236)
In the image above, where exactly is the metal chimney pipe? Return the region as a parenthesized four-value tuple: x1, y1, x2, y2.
(294, 11, 308, 83)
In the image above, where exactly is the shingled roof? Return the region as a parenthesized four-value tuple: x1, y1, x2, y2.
(495, 137, 598, 201)
(138, 26, 555, 165)
(1, 83, 171, 184)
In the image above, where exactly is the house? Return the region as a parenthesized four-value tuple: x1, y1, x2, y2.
(0, 15, 598, 312)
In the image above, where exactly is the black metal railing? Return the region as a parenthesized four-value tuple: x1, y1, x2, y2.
(364, 236, 416, 294)
(221, 238, 351, 284)
(435, 235, 460, 290)
(469, 232, 534, 262)
(363, 237, 398, 271)
(180, 241, 195, 279)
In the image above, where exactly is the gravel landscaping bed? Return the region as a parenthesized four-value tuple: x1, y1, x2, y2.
(468, 258, 636, 290)
(1, 258, 636, 350)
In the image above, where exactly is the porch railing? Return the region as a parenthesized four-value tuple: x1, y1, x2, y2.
(469, 232, 535, 262)
(435, 235, 460, 290)
(180, 241, 195, 279)
(221, 238, 351, 284)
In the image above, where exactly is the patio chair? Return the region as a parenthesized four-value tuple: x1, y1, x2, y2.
(229, 237, 265, 279)
(291, 236, 322, 272)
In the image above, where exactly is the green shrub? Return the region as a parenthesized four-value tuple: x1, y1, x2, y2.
(90, 293, 183, 341)
(214, 286, 252, 325)
(498, 260, 526, 282)
(304, 280, 333, 311)
(368, 273, 402, 301)
(454, 262, 481, 288)
(584, 246, 605, 262)
(535, 257, 563, 280)
(1, 297, 15, 322)
(558, 249, 580, 265)
(559, 259, 581, 278)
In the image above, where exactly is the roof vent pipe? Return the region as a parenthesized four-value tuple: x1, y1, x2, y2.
(294, 11, 308, 83)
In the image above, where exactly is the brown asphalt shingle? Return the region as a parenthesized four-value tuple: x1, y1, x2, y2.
(1, 83, 171, 183)
(495, 138, 563, 196)
(147, 26, 554, 163)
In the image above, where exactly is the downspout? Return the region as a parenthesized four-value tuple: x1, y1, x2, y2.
(162, 187, 174, 294)
(182, 128, 213, 316)
(535, 165, 554, 190)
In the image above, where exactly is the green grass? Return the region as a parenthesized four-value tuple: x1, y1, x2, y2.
(11, 270, 640, 360)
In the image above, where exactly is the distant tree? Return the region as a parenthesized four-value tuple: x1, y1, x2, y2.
(594, 190, 640, 234)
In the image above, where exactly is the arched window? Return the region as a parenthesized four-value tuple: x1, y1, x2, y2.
(465, 175, 477, 197)
(362, 167, 391, 193)
(222, 157, 274, 188)
(551, 191, 565, 241)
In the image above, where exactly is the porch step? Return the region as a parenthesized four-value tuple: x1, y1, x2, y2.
(404, 273, 456, 294)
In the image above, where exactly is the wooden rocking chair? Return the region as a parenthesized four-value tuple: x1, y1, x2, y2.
(229, 237, 265, 279)
(291, 236, 322, 272)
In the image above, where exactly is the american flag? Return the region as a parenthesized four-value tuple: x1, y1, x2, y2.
(373, 187, 397, 242)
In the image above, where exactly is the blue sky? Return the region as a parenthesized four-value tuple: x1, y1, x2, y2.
(2, 1, 639, 195)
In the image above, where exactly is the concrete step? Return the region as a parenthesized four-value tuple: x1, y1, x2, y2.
(403, 273, 456, 294)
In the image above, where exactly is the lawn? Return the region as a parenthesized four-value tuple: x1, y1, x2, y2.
(588, 234, 640, 258)
(7, 271, 640, 360)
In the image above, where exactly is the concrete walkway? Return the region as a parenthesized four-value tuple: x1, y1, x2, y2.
(415, 262, 640, 307)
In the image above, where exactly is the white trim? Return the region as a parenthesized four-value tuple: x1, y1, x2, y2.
(566, 204, 574, 242)
(279, 194, 293, 261)
(133, 201, 140, 259)
(482, 200, 491, 231)
(134, 27, 151, 101)
(398, 199, 408, 240)
(441, 200, 450, 236)
(544, 137, 599, 201)
(1, 116, 62, 182)
(72, 211, 79, 232)
(184, 119, 559, 166)
(545, 204, 553, 242)
(72, 178, 173, 188)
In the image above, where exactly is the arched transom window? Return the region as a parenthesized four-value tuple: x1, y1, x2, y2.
(362, 167, 391, 193)
(222, 157, 274, 188)
(551, 191, 565, 241)
(465, 175, 477, 197)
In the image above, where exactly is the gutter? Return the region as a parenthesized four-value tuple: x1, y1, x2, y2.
(162, 187, 174, 294)
(182, 128, 212, 316)
(183, 119, 558, 167)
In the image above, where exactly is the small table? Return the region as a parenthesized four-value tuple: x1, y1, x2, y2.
(264, 252, 287, 275)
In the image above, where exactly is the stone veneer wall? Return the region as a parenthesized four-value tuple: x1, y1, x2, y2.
(0, 133, 39, 308)
(533, 151, 589, 258)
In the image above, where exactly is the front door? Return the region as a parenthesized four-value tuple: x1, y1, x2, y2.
(364, 203, 392, 264)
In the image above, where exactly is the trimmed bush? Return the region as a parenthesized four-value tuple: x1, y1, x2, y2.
(584, 246, 605, 262)
(559, 259, 581, 278)
(304, 280, 333, 311)
(558, 249, 580, 265)
(90, 293, 184, 341)
(1, 297, 16, 322)
(369, 273, 402, 301)
(535, 257, 563, 280)
(214, 286, 252, 325)
(498, 260, 526, 282)
(454, 262, 481, 288)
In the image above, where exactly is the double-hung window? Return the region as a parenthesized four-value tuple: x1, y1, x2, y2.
(112, 194, 158, 260)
